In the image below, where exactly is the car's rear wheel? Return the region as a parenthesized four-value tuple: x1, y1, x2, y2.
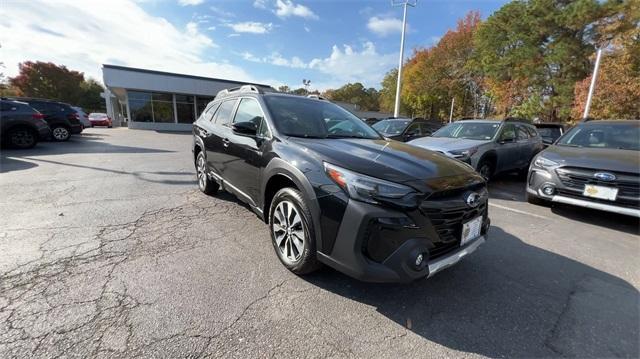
(196, 152, 219, 195)
(269, 188, 321, 275)
(8, 127, 37, 149)
(51, 126, 71, 141)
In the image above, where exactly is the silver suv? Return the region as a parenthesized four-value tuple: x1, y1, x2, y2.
(409, 119, 544, 179)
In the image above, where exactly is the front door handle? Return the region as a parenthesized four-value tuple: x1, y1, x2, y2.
(222, 138, 230, 148)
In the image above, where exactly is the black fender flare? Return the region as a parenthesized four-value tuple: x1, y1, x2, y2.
(262, 158, 324, 252)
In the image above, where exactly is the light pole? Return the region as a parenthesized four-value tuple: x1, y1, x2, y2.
(392, 0, 417, 118)
(583, 48, 602, 119)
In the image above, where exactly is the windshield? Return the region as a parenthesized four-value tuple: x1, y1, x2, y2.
(372, 119, 411, 135)
(432, 122, 500, 140)
(557, 122, 639, 151)
(263, 96, 380, 139)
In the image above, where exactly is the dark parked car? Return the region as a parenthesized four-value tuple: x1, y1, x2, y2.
(3, 97, 83, 141)
(372, 117, 442, 142)
(527, 120, 639, 217)
(192, 85, 489, 283)
(535, 123, 566, 146)
(409, 118, 544, 180)
(0, 100, 51, 149)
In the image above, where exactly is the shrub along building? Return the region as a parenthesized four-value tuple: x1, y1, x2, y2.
(101, 64, 273, 131)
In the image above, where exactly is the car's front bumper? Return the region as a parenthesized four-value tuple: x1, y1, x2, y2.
(527, 167, 640, 217)
(316, 195, 489, 283)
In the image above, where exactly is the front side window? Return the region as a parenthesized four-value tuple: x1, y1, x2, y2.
(264, 96, 380, 139)
(499, 124, 516, 141)
(234, 98, 270, 137)
(433, 122, 500, 140)
(516, 125, 530, 140)
(557, 122, 640, 151)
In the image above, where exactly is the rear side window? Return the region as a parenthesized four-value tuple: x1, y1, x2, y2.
(214, 99, 237, 125)
(0, 102, 17, 111)
(202, 102, 220, 122)
(525, 126, 538, 138)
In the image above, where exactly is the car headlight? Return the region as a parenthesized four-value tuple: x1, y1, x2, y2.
(324, 162, 419, 208)
(533, 156, 558, 168)
(449, 147, 478, 158)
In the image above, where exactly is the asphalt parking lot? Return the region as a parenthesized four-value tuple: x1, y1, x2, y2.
(1, 128, 638, 358)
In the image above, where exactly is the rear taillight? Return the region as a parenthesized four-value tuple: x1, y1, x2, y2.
(33, 113, 45, 120)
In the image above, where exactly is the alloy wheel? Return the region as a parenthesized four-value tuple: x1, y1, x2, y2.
(197, 155, 207, 190)
(52, 127, 69, 141)
(272, 200, 305, 264)
(479, 164, 491, 180)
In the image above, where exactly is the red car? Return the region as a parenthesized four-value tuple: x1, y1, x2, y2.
(88, 113, 113, 128)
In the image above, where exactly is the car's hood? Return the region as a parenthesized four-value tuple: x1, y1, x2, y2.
(541, 145, 640, 174)
(409, 136, 491, 153)
(288, 137, 483, 192)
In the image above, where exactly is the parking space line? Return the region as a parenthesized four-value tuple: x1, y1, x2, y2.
(489, 202, 551, 220)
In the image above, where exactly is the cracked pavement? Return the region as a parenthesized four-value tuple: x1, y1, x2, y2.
(1, 128, 638, 358)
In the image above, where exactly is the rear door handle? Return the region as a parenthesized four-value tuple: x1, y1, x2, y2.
(222, 138, 230, 148)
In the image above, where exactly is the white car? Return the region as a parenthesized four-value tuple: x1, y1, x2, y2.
(72, 106, 92, 129)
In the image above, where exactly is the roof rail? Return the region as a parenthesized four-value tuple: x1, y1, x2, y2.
(307, 94, 327, 101)
(216, 84, 262, 98)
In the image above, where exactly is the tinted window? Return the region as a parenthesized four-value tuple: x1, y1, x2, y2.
(214, 100, 237, 125)
(419, 123, 434, 135)
(537, 127, 562, 141)
(233, 98, 263, 125)
(0, 102, 16, 111)
(405, 123, 421, 135)
(196, 96, 215, 117)
(264, 96, 380, 139)
(499, 124, 516, 141)
(202, 102, 220, 122)
(516, 125, 530, 140)
(525, 126, 538, 138)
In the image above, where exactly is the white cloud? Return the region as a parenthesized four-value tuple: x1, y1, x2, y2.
(209, 5, 235, 18)
(275, 0, 318, 20)
(178, 0, 203, 6)
(253, 0, 267, 9)
(0, 0, 266, 84)
(308, 42, 397, 88)
(241, 52, 307, 69)
(304, 26, 310, 33)
(226, 21, 273, 34)
(367, 16, 404, 36)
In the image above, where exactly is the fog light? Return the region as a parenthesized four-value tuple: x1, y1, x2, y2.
(542, 185, 556, 196)
(415, 253, 424, 266)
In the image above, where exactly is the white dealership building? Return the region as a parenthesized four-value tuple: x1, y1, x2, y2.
(101, 64, 273, 131)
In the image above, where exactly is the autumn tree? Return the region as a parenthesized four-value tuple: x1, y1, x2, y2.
(378, 69, 405, 114)
(9, 61, 106, 111)
(572, 0, 640, 119)
(475, 0, 605, 121)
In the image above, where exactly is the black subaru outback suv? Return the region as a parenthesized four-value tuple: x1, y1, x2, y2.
(192, 86, 490, 283)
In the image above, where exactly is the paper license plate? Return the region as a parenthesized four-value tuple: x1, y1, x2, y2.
(461, 216, 482, 246)
(583, 184, 618, 201)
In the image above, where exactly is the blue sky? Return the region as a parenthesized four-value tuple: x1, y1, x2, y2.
(2, 0, 508, 90)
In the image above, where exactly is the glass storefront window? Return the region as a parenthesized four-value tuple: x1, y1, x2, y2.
(152, 92, 174, 123)
(129, 91, 153, 122)
(176, 95, 195, 124)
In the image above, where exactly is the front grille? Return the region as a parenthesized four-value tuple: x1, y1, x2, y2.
(556, 167, 640, 207)
(420, 188, 488, 259)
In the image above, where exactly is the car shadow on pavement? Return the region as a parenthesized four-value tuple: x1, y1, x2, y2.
(304, 226, 639, 358)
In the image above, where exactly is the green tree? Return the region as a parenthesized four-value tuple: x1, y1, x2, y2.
(378, 69, 401, 113)
(277, 85, 291, 93)
(475, 0, 605, 121)
(323, 82, 380, 111)
(78, 79, 106, 112)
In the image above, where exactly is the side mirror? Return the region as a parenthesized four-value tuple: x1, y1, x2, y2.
(542, 138, 553, 145)
(232, 121, 258, 136)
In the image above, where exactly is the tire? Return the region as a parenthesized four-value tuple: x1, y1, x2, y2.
(269, 188, 321, 275)
(195, 151, 219, 195)
(108, 125, 112, 128)
(51, 126, 71, 141)
(7, 127, 38, 149)
(477, 159, 494, 181)
(526, 191, 548, 206)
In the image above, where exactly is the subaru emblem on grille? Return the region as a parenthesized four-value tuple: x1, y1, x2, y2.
(465, 192, 481, 208)
(594, 172, 616, 181)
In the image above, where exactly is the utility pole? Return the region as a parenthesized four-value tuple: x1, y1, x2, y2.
(583, 48, 602, 119)
(302, 79, 311, 94)
(392, 0, 417, 118)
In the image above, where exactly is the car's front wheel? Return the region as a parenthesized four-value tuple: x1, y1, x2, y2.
(477, 160, 494, 180)
(196, 152, 219, 195)
(269, 188, 321, 275)
(51, 126, 71, 141)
